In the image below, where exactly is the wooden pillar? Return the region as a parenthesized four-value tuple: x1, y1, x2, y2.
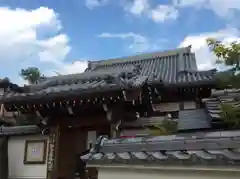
(110, 124, 116, 138)
(46, 126, 58, 179)
(110, 123, 122, 138)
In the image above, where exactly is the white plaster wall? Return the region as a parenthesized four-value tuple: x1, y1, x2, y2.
(87, 131, 97, 149)
(98, 168, 240, 179)
(183, 101, 196, 109)
(154, 102, 179, 112)
(8, 135, 48, 179)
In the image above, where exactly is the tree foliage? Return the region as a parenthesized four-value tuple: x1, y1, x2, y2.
(214, 71, 240, 89)
(207, 38, 240, 128)
(150, 118, 178, 136)
(206, 38, 240, 71)
(220, 103, 240, 128)
(207, 38, 240, 89)
(14, 113, 41, 126)
(20, 67, 42, 84)
(15, 115, 36, 126)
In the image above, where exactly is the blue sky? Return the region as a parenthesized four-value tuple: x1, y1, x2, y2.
(0, 0, 239, 84)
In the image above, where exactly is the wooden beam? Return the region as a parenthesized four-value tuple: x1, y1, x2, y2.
(67, 107, 74, 115)
(36, 110, 43, 118)
(124, 89, 142, 101)
(102, 104, 108, 112)
(57, 116, 109, 128)
(115, 120, 122, 131)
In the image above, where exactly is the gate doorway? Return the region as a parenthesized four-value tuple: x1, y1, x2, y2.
(55, 126, 88, 179)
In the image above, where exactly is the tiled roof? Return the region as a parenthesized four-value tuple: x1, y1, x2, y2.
(1, 66, 147, 102)
(88, 47, 216, 85)
(178, 109, 211, 130)
(0, 78, 24, 93)
(0, 78, 10, 87)
(29, 65, 141, 92)
(122, 109, 211, 131)
(81, 131, 240, 166)
(203, 89, 240, 119)
(89, 47, 192, 67)
(0, 125, 40, 136)
(122, 116, 171, 128)
(1, 47, 216, 103)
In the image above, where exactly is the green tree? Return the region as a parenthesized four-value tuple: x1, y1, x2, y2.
(220, 103, 240, 129)
(206, 38, 240, 71)
(214, 71, 240, 89)
(20, 67, 42, 84)
(207, 38, 240, 88)
(207, 38, 240, 129)
(150, 118, 178, 136)
(15, 115, 36, 126)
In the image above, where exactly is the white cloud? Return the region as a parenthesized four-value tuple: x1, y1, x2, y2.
(60, 61, 88, 74)
(173, 0, 240, 17)
(179, 27, 240, 70)
(123, 0, 179, 22)
(38, 34, 71, 64)
(98, 32, 161, 53)
(123, 0, 150, 16)
(0, 7, 87, 85)
(85, 0, 109, 9)
(150, 5, 179, 23)
(123, 0, 240, 23)
(46, 60, 88, 76)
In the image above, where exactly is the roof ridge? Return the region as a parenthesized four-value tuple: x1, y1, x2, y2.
(89, 46, 192, 69)
(100, 130, 240, 144)
(80, 130, 240, 159)
(26, 65, 141, 92)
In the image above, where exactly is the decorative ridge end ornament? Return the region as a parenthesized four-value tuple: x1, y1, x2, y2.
(86, 61, 93, 71)
(187, 45, 192, 52)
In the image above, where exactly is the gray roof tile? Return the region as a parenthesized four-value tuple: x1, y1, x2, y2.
(1, 47, 216, 102)
(88, 48, 216, 85)
(0, 125, 39, 136)
(178, 109, 211, 130)
(30, 65, 138, 92)
(122, 116, 167, 128)
(123, 109, 211, 131)
(203, 89, 240, 120)
(1, 66, 147, 102)
(81, 131, 240, 166)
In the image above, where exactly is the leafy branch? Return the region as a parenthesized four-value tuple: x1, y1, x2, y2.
(206, 38, 240, 128)
(220, 103, 240, 129)
(20, 67, 42, 84)
(206, 38, 240, 89)
(15, 114, 39, 126)
(206, 38, 240, 71)
(150, 118, 178, 136)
